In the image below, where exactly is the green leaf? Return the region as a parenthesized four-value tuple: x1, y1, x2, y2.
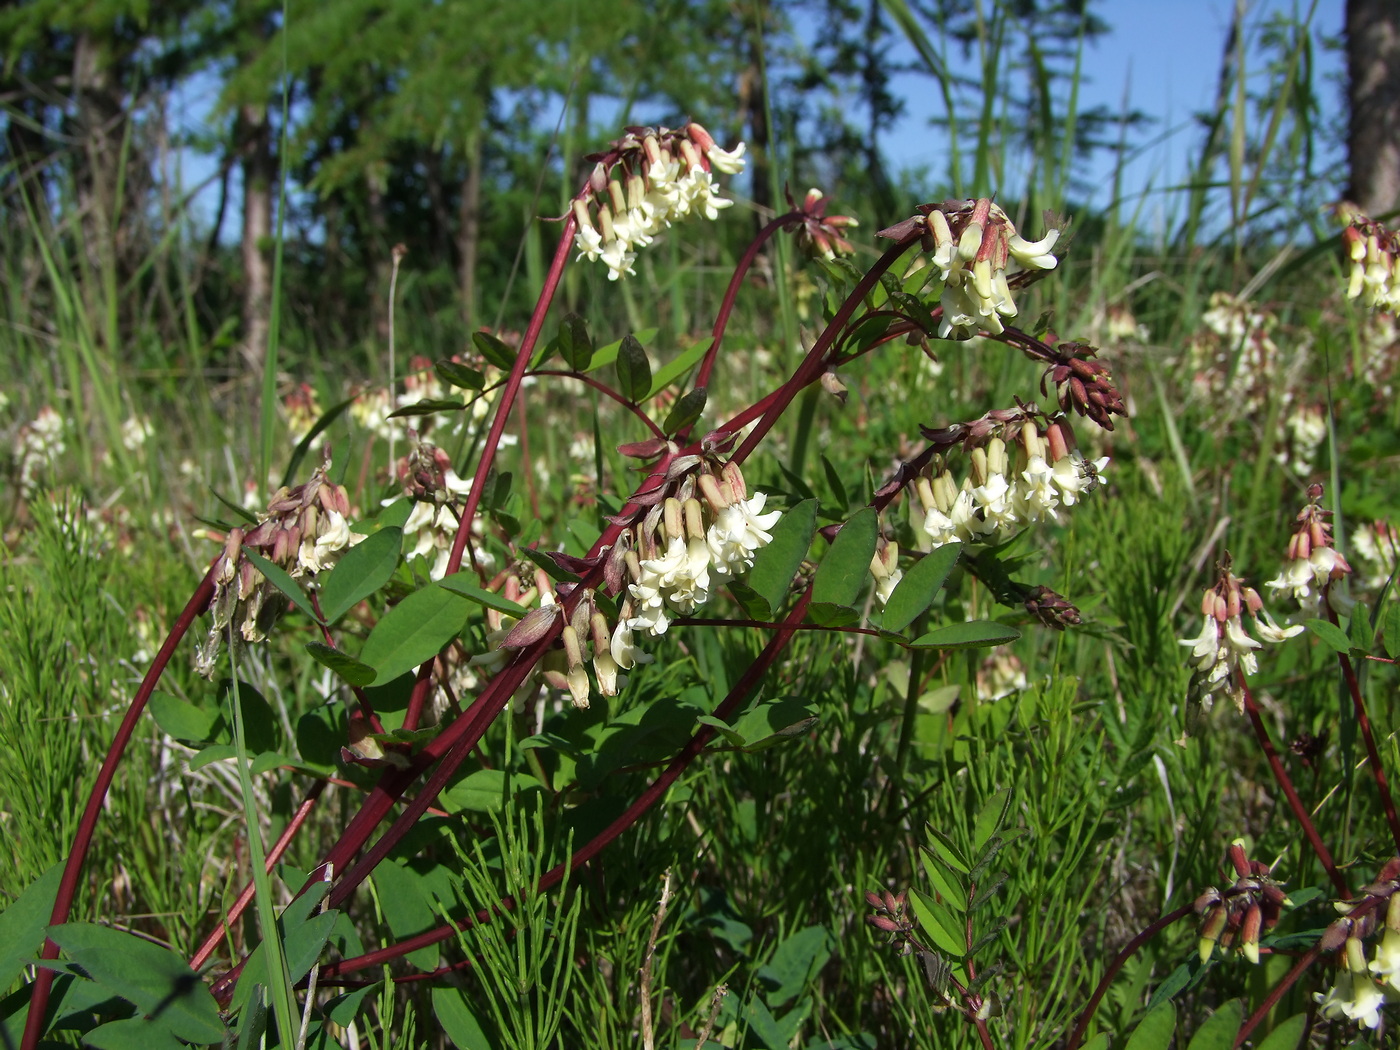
(189, 744, 236, 770)
(645, 337, 708, 396)
(920, 849, 967, 911)
(437, 577, 531, 618)
(908, 621, 1021, 650)
(1081, 1036, 1110, 1050)
(908, 888, 966, 956)
(222, 681, 278, 753)
(662, 387, 707, 434)
(882, 543, 961, 633)
(305, 642, 379, 687)
(820, 455, 848, 512)
(925, 826, 970, 874)
(149, 692, 218, 744)
(1254, 1013, 1307, 1050)
(558, 313, 593, 371)
(83, 1018, 187, 1050)
(388, 398, 465, 419)
(0, 862, 62, 988)
(324, 984, 378, 1027)
(811, 508, 878, 609)
(614, 334, 652, 402)
(241, 547, 321, 623)
(440, 769, 543, 813)
(725, 580, 772, 623)
(1123, 1002, 1176, 1050)
(697, 713, 746, 748)
(581, 327, 658, 373)
(435, 359, 484, 391)
(1187, 999, 1243, 1050)
(1384, 601, 1400, 660)
(1305, 618, 1352, 653)
(282, 397, 356, 489)
(1350, 604, 1375, 654)
(519, 546, 582, 583)
(472, 330, 516, 370)
(726, 698, 820, 752)
(973, 790, 1013, 854)
(45, 923, 225, 1043)
(432, 986, 493, 1049)
(744, 499, 818, 614)
(806, 602, 861, 627)
(318, 527, 403, 624)
(296, 707, 344, 769)
(357, 582, 472, 684)
(757, 926, 834, 1009)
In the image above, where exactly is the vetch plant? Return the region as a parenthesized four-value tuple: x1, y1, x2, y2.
(13, 118, 1142, 1050)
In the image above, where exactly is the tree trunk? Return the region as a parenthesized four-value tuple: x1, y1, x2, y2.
(458, 131, 483, 330)
(238, 102, 274, 373)
(738, 2, 772, 228)
(1346, 0, 1400, 218)
(71, 31, 123, 317)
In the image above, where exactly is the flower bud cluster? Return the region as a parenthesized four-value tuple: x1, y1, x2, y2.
(1265, 484, 1351, 612)
(789, 186, 859, 261)
(1180, 558, 1302, 712)
(1194, 840, 1290, 965)
(1341, 209, 1400, 313)
(624, 460, 780, 637)
(196, 454, 362, 676)
(868, 539, 902, 607)
(882, 199, 1063, 340)
(912, 420, 1106, 550)
(571, 122, 746, 281)
(864, 889, 916, 950)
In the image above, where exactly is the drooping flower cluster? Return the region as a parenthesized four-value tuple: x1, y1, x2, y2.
(624, 460, 781, 638)
(1194, 840, 1290, 965)
(13, 405, 65, 496)
(571, 122, 745, 281)
(395, 440, 494, 581)
(1264, 484, 1352, 613)
(1340, 207, 1400, 313)
(1315, 867, 1400, 1030)
(912, 419, 1107, 551)
(1180, 557, 1302, 712)
(195, 452, 363, 676)
(880, 198, 1064, 340)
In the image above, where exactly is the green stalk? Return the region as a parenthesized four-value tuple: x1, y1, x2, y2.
(227, 646, 299, 1050)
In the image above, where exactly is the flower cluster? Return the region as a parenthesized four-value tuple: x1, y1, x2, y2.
(195, 453, 362, 676)
(1351, 520, 1399, 593)
(1180, 558, 1302, 712)
(1265, 484, 1352, 613)
(1194, 840, 1290, 965)
(571, 122, 745, 281)
(1313, 869, 1400, 1031)
(395, 440, 495, 581)
(881, 198, 1064, 339)
(912, 419, 1107, 550)
(1341, 207, 1400, 313)
(14, 405, 65, 496)
(624, 461, 780, 637)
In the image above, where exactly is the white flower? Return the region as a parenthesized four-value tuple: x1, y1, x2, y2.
(1266, 558, 1316, 604)
(971, 471, 1017, 531)
(706, 493, 781, 575)
(875, 566, 902, 606)
(1015, 455, 1060, 523)
(1008, 229, 1060, 270)
(1181, 616, 1220, 669)
(610, 618, 653, 669)
(706, 141, 747, 174)
(1371, 929, 1400, 994)
(120, 415, 154, 451)
(1254, 609, 1305, 644)
(574, 223, 604, 262)
(295, 510, 361, 576)
(601, 239, 636, 281)
(1050, 453, 1106, 506)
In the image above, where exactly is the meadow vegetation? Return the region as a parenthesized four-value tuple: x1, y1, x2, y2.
(4, 3, 1400, 1048)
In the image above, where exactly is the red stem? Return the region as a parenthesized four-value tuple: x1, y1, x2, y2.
(1234, 945, 1321, 1046)
(1336, 650, 1400, 852)
(1239, 677, 1349, 897)
(1064, 905, 1195, 1050)
(316, 588, 814, 977)
(22, 565, 218, 1050)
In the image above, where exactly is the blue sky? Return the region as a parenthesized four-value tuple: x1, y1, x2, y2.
(875, 0, 1345, 225)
